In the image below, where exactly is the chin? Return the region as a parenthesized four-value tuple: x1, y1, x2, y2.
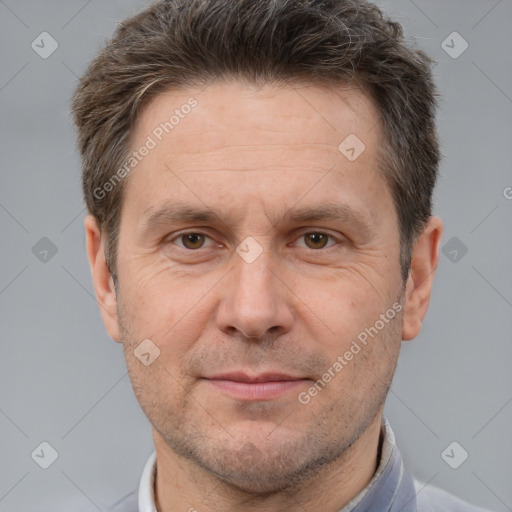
(175, 434, 336, 495)
(218, 450, 335, 495)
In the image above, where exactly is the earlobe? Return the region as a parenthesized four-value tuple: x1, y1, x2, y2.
(84, 215, 121, 342)
(401, 216, 443, 341)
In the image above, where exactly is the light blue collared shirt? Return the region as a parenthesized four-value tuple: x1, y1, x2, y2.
(108, 418, 496, 512)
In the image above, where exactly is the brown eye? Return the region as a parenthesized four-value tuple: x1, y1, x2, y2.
(181, 233, 206, 249)
(304, 232, 329, 249)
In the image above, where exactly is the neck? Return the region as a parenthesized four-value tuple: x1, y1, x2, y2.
(152, 414, 383, 512)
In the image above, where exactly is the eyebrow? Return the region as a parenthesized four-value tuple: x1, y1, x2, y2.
(142, 204, 220, 229)
(141, 202, 374, 238)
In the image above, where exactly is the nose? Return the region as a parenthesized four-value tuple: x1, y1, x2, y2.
(214, 249, 294, 340)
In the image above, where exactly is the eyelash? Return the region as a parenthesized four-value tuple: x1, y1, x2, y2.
(168, 231, 342, 251)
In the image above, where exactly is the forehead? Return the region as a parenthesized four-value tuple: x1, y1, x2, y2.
(123, 81, 392, 228)
(134, 80, 380, 155)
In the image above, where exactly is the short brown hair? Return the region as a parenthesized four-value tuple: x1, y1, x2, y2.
(71, 0, 439, 282)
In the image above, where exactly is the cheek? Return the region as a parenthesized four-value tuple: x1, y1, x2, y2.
(293, 271, 393, 347)
(124, 351, 186, 425)
(117, 262, 217, 355)
(298, 282, 402, 399)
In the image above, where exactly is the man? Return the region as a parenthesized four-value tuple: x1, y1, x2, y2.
(71, 1, 497, 511)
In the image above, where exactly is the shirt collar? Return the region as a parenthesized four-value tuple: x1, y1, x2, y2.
(139, 451, 157, 512)
(341, 417, 417, 512)
(138, 417, 416, 512)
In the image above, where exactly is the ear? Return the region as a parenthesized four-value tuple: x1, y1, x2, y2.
(402, 216, 443, 341)
(84, 215, 121, 342)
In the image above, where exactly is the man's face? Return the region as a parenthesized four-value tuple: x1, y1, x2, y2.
(114, 81, 405, 492)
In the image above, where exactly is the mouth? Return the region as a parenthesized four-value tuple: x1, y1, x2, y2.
(202, 372, 310, 401)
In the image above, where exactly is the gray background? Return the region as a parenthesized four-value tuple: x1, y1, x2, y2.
(1, 0, 511, 510)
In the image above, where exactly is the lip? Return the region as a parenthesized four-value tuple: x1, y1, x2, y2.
(207, 372, 303, 383)
(202, 372, 309, 401)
